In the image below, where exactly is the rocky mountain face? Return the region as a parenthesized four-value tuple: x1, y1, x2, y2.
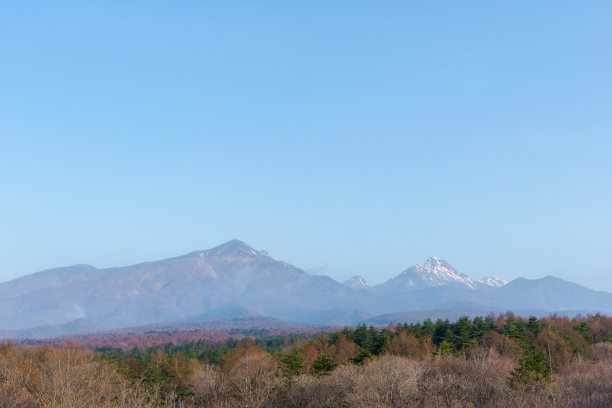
(478, 276, 508, 288)
(0, 240, 611, 338)
(343, 275, 370, 289)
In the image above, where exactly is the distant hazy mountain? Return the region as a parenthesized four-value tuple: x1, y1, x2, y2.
(494, 276, 612, 312)
(1, 240, 611, 338)
(343, 275, 370, 289)
(0, 240, 356, 332)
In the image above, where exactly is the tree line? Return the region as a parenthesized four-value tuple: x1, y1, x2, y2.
(1, 313, 611, 407)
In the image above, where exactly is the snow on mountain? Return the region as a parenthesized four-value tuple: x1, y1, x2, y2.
(478, 276, 508, 288)
(343, 275, 370, 289)
(379, 257, 477, 290)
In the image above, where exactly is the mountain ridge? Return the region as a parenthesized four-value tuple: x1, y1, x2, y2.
(0, 239, 610, 338)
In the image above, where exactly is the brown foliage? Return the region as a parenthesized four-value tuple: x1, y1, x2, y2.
(286, 356, 424, 408)
(287, 370, 353, 408)
(417, 350, 516, 408)
(0, 383, 37, 408)
(481, 330, 521, 359)
(221, 337, 262, 372)
(331, 333, 358, 364)
(198, 337, 284, 408)
(542, 315, 594, 359)
(190, 365, 230, 408)
(592, 341, 612, 362)
(4, 316, 612, 408)
(344, 355, 423, 407)
(0, 344, 152, 408)
(552, 360, 612, 408)
(534, 326, 575, 371)
(226, 352, 282, 408)
(311, 334, 333, 357)
(386, 331, 433, 359)
(286, 352, 520, 408)
(297, 342, 319, 373)
(584, 314, 612, 342)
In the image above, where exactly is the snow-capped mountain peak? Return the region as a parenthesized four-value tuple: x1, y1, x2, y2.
(343, 275, 370, 289)
(415, 257, 477, 289)
(478, 276, 508, 288)
(381, 257, 477, 290)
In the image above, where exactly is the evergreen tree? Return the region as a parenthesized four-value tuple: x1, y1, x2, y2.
(350, 347, 372, 365)
(511, 344, 550, 386)
(437, 340, 453, 357)
(573, 321, 593, 343)
(527, 316, 541, 336)
(433, 319, 451, 345)
(310, 354, 335, 375)
(280, 346, 304, 376)
(452, 316, 472, 350)
(421, 319, 436, 337)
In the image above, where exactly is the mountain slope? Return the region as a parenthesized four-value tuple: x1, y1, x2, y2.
(494, 276, 612, 312)
(1, 243, 611, 338)
(0, 264, 100, 300)
(0, 240, 356, 331)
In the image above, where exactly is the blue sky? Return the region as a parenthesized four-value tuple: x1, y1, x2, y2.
(1, 1, 611, 290)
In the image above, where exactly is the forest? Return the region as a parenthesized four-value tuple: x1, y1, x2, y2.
(1, 313, 611, 408)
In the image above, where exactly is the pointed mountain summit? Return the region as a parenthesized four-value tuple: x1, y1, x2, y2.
(379, 257, 477, 291)
(204, 239, 258, 257)
(343, 275, 370, 289)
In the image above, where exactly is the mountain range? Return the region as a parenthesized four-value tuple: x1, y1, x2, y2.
(1, 239, 611, 338)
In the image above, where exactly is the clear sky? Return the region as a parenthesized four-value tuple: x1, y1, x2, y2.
(1, 1, 611, 291)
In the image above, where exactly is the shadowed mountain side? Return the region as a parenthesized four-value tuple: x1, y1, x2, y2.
(364, 285, 498, 315)
(493, 276, 612, 312)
